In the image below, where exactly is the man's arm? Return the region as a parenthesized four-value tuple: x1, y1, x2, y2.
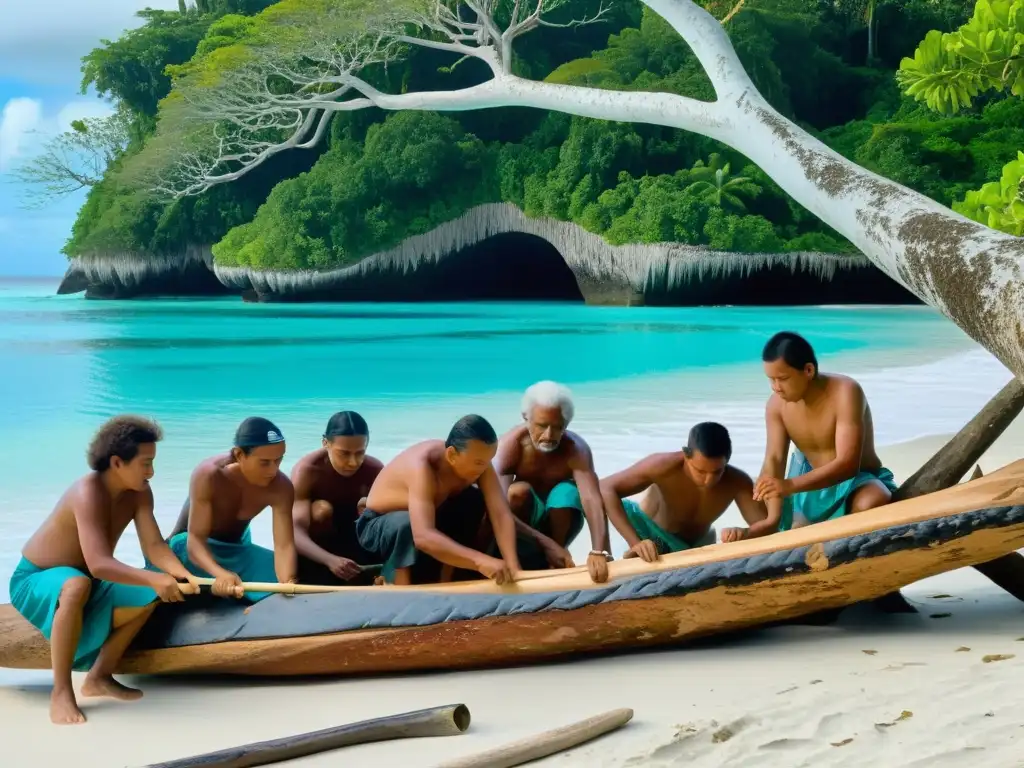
(598, 455, 664, 551)
(134, 487, 193, 581)
(290, 468, 334, 567)
(407, 462, 492, 572)
(568, 440, 610, 553)
(75, 485, 171, 588)
(270, 476, 298, 584)
(723, 470, 777, 541)
(786, 382, 866, 494)
(753, 397, 790, 533)
(184, 468, 238, 582)
(478, 465, 523, 573)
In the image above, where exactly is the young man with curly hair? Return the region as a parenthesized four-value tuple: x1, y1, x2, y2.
(8, 415, 195, 725)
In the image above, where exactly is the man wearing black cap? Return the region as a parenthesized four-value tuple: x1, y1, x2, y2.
(290, 411, 383, 585)
(167, 417, 298, 600)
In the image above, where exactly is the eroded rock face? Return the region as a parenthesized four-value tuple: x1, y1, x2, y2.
(212, 203, 917, 307)
(58, 246, 233, 300)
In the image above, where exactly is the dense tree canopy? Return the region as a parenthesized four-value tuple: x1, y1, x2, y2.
(25, 0, 1021, 269)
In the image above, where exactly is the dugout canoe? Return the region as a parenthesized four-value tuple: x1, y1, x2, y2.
(2, 460, 1024, 678)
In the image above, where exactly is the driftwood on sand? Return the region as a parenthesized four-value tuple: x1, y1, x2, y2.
(140, 703, 471, 768)
(436, 708, 634, 768)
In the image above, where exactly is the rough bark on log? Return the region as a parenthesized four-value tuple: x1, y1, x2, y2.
(892, 378, 1024, 603)
(139, 703, 471, 768)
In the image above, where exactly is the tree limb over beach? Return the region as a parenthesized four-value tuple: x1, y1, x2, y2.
(117, 0, 1024, 380)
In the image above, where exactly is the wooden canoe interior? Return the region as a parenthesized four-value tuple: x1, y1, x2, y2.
(2, 460, 1024, 677)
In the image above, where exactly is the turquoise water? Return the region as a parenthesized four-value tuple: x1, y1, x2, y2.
(0, 278, 993, 598)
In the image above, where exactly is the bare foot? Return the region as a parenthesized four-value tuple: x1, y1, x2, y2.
(50, 688, 86, 725)
(81, 675, 143, 701)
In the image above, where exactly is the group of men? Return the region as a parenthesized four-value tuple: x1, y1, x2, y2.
(9, 331, 900, 724)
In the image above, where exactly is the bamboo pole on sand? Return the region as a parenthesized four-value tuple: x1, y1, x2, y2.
(435, 708, 634, 768)
(138, 703, 471, 768)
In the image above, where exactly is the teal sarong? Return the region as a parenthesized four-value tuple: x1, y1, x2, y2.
(8, 556, 157, 672)
(509, 481, 586, 570)
(160, 528, 277, 602)
(355, 486, 487, 583)
(622, 499, 716, 554)
(780, 449, 899, 531)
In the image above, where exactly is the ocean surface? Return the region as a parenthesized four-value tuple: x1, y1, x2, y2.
(0, 278, 1014, 601)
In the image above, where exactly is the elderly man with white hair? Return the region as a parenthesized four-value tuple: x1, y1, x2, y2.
(492, 380, 612, 583)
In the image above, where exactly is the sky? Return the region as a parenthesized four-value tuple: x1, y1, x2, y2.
(0, 0, 178, 276)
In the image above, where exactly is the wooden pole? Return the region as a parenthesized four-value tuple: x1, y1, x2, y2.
(140, 703, 471, 768)
(435, 708, 634, 768)
(893, 378, 1024, 501)
(891, 377, 1024, 603)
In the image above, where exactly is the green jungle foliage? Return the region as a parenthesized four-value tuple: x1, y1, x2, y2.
(896, 0, 1024, 235)
(63, 0, 1021, 270)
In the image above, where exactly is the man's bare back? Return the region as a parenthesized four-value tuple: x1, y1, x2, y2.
(365, 441, 474, 513)
(22, 475, 143, 571)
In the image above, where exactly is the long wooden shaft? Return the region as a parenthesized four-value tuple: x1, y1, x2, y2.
(892, 377, 1024, 601)
(140, 703, 471, 768)
(435, 708, 634, 768)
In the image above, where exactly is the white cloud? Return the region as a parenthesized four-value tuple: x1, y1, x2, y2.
(0, 98, 42, 171)
(0, 1, 180, 85)
(0, 96, 113, 173)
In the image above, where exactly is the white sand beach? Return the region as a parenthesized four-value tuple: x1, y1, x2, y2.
(1, 412, 1022, 767)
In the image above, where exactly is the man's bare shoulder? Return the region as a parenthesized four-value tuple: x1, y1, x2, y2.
(268, 471, 294, 500)
(564, 430, 591, 454)
(826, 373, 866, 398)
(499, 424, 528, 444)
(722, 464, 755, 490)
(291, 448, 327, 481)
(192, 452, 232, 480)
(388, 439, 443, 468)
(765, 391, 786, 414)
(642, 451, 686, 475)
(66, 473, 106, 508)
(362, 455, 386, 473)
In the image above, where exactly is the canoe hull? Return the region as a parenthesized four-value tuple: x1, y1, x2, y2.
(3, 463, 1024, 678)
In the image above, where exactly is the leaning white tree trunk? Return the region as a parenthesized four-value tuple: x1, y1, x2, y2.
(160, 0, 1024, 378)
(547, 0, 1024, 378)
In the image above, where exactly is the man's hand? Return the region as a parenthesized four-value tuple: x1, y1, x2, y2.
(586, 552, 610, 583)
(151, 572, 187, 603)
(356, 497, 368, 515)
(212, 571, 244, 599)
(540, 538, 575, 570)
(720, 527, 748, 544)
(477, 556, 515, 586)
(624, 539, 659, 563)
(327, 555, 361, 581)
(753, 475, 793, 502)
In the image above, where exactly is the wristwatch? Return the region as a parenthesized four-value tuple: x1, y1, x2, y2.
(589, 549, 613, 560)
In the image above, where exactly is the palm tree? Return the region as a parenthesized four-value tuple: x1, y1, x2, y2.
(683, 153, 762, 212)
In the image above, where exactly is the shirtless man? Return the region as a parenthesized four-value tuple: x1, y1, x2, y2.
(167, 416, 298, 600)
(723, 331, 897, 541)
(600, 422, 766, 560)
(291, 411, 383, 585)
(494, 380, 611, 583)
(356, 414, 521, 585)
(9, 416, 196, 725)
